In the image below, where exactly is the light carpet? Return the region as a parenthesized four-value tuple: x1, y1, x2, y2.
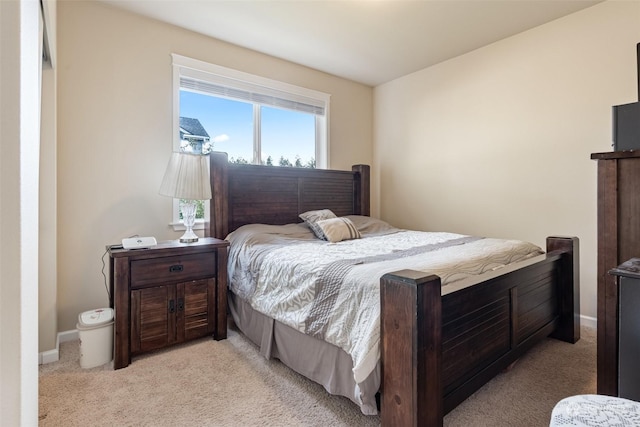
(39, 323, 595, 426)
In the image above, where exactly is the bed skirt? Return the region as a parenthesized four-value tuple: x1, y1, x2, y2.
(228, 292, 380, 415)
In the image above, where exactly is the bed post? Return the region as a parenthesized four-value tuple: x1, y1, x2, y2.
(380, 270, 443, 427)
(207, 152, 229, 239)
(352, 164, 370, 216)
(547, 236, 580, 344)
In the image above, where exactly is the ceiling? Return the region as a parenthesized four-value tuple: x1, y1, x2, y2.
(100, 0, 602, 86)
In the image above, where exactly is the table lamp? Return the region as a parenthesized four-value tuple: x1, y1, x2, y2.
(159, 152, 212, 243)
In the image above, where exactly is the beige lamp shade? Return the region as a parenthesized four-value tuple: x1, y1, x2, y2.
(159, 152, 212, 200)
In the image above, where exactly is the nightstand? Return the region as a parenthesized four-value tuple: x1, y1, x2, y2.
(108, 238, 229, 369)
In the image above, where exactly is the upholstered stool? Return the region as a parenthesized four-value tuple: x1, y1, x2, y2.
(550, 394, 640, 426)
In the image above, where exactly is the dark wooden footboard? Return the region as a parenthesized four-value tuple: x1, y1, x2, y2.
(380, 236, 579, 426)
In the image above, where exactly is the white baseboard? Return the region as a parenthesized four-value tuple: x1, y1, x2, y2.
(38, 316, 598, 365)
(39, 329, 78, 365)
(580, 314, 597, 330)
(59, 329, 79, 343)
(39, 347, 59, 365)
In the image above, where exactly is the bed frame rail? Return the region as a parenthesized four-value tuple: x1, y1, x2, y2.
(380, 236, 579, 427)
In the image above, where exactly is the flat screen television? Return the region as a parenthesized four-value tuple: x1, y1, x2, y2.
(612, 43, 640, 151)
(613, 101, 640, 150)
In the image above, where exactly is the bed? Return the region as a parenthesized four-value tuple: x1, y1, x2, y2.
(205, 151, 580, 426)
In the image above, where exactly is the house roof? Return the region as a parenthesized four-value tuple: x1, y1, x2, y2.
(179, 117, 210, 139)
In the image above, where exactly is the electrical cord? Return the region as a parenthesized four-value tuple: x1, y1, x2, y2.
(101, 249, 111, 302)
(101, 235, 139, 301)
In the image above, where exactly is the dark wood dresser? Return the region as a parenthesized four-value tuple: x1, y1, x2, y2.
(108, 238, 229, 369)
(592, 150, 640, 395)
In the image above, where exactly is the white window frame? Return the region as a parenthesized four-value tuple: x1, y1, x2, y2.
(169, 54, 330, 229)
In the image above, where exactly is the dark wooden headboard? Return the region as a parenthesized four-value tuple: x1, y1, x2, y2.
(206, 151, 370, 239)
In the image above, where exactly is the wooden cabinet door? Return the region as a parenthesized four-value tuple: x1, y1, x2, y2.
(131, 285, 177, 354)
(179, 278, 216, 341)
(131, 278, 216, 355)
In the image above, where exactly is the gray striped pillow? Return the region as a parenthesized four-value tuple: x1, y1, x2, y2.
(299, 209, 337, 240)
(315, 217, 361, 243)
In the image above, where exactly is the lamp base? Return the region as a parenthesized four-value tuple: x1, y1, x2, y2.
(179, 200, 199, 243)
(179, 228, 199, 243)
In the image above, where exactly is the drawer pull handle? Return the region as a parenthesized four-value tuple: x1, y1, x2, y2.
(169, 299, 175, 313)
(169, 265, 184, 273)
(178, 298, 184, 311)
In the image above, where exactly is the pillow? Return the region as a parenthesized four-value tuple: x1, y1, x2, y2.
(315, 217, 362, 243)
(345, 215, 400, 236)
(299, 209, 337, 240)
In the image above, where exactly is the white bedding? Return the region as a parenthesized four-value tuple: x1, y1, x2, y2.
(226, 216, 543, 386)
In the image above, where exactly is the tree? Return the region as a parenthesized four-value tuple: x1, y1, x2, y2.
(179, 199, 205, 220)
(278, 156, 292, 167)
(180, 137, 212, 154)
(230, 156, 249, 164)
(227, 154, 315, 168)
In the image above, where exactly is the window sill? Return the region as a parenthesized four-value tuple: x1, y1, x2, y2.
(169, 220, 205, 232)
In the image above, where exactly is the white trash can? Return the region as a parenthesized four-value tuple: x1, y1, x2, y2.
(77, 308, 114, 369)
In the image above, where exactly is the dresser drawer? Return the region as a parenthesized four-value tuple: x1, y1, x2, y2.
(130, 252, 216, 288)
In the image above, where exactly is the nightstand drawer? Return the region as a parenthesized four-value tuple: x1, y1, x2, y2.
(131, 252, 216, 288)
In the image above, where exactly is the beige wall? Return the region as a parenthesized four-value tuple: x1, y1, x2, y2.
(374, 0, 640, 320)
(56, 1, 373, 333)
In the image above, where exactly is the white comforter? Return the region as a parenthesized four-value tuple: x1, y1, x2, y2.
(226, 216, 543, 385)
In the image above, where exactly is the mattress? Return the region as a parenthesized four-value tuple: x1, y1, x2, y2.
(226, 215, 544, 414)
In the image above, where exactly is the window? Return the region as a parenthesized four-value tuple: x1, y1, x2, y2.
(170, 54, 330, 228)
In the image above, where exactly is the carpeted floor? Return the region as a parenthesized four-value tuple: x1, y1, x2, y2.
(39, 323, 596, 426)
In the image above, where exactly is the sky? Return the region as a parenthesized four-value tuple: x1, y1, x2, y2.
(180, 90, 316, 164)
